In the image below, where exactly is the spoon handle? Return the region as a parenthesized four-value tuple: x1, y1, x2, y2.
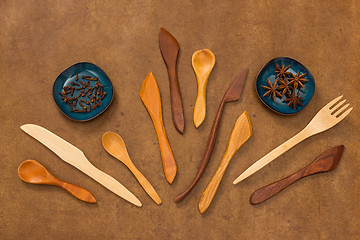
(194, 82, 207, 128)
(153, 118, 177, 184)
(250, 168, 307, 205)
(55, 180, 97, 203)
(126, 162, 162, 205)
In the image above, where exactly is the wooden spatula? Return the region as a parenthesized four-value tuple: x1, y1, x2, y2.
(140, 72, 177, 184)
(159, 28, 185, 134)
(199, 111, 252, 214)
(250, 145, 344, 205)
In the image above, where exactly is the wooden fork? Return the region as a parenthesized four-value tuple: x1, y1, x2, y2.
(233, 95, 353, 184)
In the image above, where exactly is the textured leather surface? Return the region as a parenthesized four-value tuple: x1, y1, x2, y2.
(1, 0, 359, 239)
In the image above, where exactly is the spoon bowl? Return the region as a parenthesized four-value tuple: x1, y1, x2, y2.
(192, 49, 216, 128)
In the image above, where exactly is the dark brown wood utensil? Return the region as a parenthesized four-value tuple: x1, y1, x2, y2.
(159, 28, 185, 134)
(174, 68, 249, 203)
(250, 145, 344, 205)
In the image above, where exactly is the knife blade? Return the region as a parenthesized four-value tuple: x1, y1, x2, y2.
(20, 124, 142, 207)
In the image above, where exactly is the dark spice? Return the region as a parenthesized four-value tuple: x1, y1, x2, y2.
(284, 91, 303, 110)
(261, 78, 281, 101)
(276, 78, 292, 97)
(275, 64, 291, 79)
(288, 72, 308, 90)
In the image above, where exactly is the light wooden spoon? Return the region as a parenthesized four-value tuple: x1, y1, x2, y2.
(192, 49, 216, 128)
(140, 72, 177, 184)
(199, 111, 252, 214)
(102, 132, 162, 205)
(18, 160, 96, 203)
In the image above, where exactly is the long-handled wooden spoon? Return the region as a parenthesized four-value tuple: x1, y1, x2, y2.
(140, 72, 177, 184)
(159, 28, 185, 134)
(102, 132, 162, 205)
(192, 49, 216, 128)
(174, 68, 248, 203)
(18, 160, 96, 203)
(198, 111, 252, 214)
(250, 145, 344, 205)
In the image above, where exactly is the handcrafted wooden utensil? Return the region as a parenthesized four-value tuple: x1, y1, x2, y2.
(159, 27, 185, 134)
(199, 111, 252, 214)
(102, 132, 162, 205)
(20, 124, 142, 207)
(174, 68, 248, 203)
(18, 160, 96, 203)
(140, 72, 177, 184)
(233, 96, 353, 185)
(250, 145, 344, 205)
(192, 49, 216, 128)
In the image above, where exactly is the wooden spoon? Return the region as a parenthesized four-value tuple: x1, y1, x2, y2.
(159, 28, 185, 134)
(198, 111, 252, 214)
(140, 72, 177, 184)
(18, 160, 96, 203)
(250, 145, 344, 205)
(192, 49, 216, 128)
(174, 68, 248, 203)
(102, 132, 162, 205)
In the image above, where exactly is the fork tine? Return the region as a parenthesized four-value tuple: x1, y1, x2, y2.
(331, 99, 346, 112)
(336, 107, 353, 121)
(326, 95, 343, 109)
(334, 103, 350, 116)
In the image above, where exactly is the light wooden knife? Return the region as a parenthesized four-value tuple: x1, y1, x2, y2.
(20, 124, 142, 207)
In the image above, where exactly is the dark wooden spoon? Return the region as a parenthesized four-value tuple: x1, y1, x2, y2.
(250, 145, 344, 205)
(18, 160, 97, 203)
(159, 28, 185, 134)
(174, 68, 249, 203)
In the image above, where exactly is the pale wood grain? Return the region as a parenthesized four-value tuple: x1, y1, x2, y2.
(199, 111, 252, 214)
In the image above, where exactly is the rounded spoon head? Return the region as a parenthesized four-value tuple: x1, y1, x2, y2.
(102, 132, 129, 160)
(18, 160, 54, 184)
(192, 49, 215, 78)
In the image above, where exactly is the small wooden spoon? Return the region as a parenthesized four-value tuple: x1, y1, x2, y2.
(192, 49, 216, 128)
(18, 160, 96, 203)
(198, 111, 252, 214)
(102, 132, 162, 205)
(250, 145, 344, 205)
(140, 72, 177, 184)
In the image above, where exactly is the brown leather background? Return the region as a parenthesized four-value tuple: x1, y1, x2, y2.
(1, 0, 359, 239)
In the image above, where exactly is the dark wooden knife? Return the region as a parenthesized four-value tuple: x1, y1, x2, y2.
(174, 68, 249, 203)
(250, 145, 344, 205)
(159, 28, 185, 134)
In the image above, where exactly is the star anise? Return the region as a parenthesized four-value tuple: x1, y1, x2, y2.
(284, 91, 303, 110)
(261, 78, 281, 101)
(275, 64, 291, 79)
(288, 71, 308, 90)
(276, 77, 293, 97)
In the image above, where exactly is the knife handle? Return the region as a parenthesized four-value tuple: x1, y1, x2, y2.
(199, 148, 233, 214)
(55, 180, 97, 203)
(168, 66, 185, 134)
(153, 117, 177, 184)
(250, 169, 306, 205)
(81, 161, 142, 207)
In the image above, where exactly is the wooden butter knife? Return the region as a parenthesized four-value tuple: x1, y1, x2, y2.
(199, 111, 252, 214)
(174, 68, 248, 203)
(140, 72, 177, 184)
(20, 124, 142, 207)
(159, 27, 185, 134)
(250, 145, 344, 205)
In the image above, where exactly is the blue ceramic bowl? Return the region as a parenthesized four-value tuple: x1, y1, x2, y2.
(256, 57, 315, 115)
(53, 62, 114, 121)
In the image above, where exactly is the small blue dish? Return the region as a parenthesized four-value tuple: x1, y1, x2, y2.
(53, 62, 114, 121)
(256, 57, 315, 115)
